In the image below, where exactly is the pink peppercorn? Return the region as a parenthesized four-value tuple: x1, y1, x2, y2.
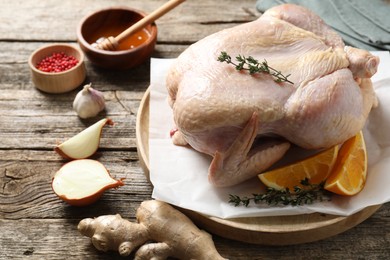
(36, 52, 79, 73)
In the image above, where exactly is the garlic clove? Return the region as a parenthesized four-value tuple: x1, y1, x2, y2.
(73, 83, 105, 119)
(52, 159, 124, 206)
(55, 118, 113, 159)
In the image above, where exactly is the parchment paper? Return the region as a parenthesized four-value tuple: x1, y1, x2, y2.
(149, 52, 390, 218)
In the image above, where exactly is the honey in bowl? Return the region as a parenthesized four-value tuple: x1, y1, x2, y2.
(90, 26, 151, 51)
(77, 7, 157, 69)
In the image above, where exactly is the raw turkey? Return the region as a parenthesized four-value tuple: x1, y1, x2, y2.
(166, 4, 379, 187)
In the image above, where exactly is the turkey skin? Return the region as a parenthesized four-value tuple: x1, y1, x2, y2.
(166, 4, 379, 187)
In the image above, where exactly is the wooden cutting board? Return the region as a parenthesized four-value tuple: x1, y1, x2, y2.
(135, 88, 381, 245)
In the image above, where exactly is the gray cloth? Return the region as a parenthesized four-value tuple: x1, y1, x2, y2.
(256, 0, 390, 51)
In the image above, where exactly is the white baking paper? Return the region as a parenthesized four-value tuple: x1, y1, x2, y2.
(149, 52, 390, 218)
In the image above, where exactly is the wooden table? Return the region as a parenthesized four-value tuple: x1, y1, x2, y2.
(1, 0, 389, 259)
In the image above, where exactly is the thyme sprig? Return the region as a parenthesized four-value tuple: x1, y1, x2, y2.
(217, 51, 293, 84)
(229, 178, 331, 207)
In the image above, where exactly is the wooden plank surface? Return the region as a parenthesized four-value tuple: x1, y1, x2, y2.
(0, 0, 389, 259)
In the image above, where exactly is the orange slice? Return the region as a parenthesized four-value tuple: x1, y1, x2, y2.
(259, 145, 339, 191)
(324, 131, 367, 196)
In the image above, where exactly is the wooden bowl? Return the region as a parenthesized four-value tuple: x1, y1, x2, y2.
(28, 44, 86, 94)
(136, 88, 382, 245)
(77, 7, 158, 69)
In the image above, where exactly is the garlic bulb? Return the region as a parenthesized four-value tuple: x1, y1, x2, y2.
(73, 83, 105, 119)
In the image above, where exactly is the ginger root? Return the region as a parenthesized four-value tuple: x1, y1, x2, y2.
(78, 200, 227, 260)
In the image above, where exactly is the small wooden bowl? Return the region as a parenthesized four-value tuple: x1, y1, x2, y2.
(77, 7, 158, 69)
(28, 44, 86, 94)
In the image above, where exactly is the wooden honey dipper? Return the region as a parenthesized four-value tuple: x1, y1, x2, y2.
(93, 0, 186, 51)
